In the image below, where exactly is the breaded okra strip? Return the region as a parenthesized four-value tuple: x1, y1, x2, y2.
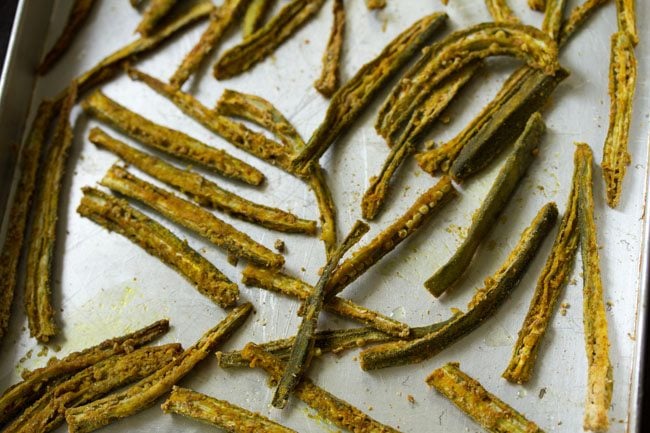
(242, 0, 275, 38)
(427, 363, 545, 433)
(290, 12, 447, 174)
(424, 113, 545, 297)
(81, 90, 264, 185)
(89, 128, 315, 234)
(136, 0, 177, 36)
(0, 319, 169, 426)
(615, 0, 638, 45)
(365, 0, 386, 9)
(65, 303, 253, 433)
(314, 0, 345, 97)
(0, 101, 55, 343)
(214, 0, 326, 79)
(242, 344, 401, 433)
(360, 203, 557, 370)
(602, 31, 637, 208)
(101, 165, 284, 268)
(37, 0, 98, 75)
(24, 84, 77, 343)
(4, 344, 182, 433)
(576, 143, 613, 432)
(542, 0, 568, 41)
(485, 0, 520, 24)
(77, 187, 239, 308)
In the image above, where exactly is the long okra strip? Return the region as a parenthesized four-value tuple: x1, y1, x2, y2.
(427, 363, 545, 433)
(214, 0, 326, 79)
(24, 84, 77, 343)
(242, 0, 274, 38)
(82, 90, 264, 185)
(314, 0, 345, 97)
(4, 344, 182, 433)
(65, 304, 253, 433)
(290, 12, 447, 174)
(365, 0, 386, 9)
(0, 101, 55, 343)
(602, 31, 637, 208)
(360, 202, 557, 370)
(136, 0, 177, 36)
(425, 113, 545, 297)
(0, 319, 169, 426)
(576, 144, 613, 432)
(307, 164, 338, 257)
(542, 0, 568, 41)
(615, 0, 638, 45)
(241, 344, 401, 433)
(101, 165, 284, 268)
(89, 128, 315, 234)
(77, 187, 239, 308)
(162, 386, 297, 433)
(37, 0, 98, 75)
(272, 221, 369, 409)
(485, 0, 520, 24)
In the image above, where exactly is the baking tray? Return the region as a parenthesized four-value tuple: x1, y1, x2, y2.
(0, 1, 648, 432)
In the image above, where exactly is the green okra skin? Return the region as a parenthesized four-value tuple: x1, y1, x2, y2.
(542, 0, 568, 41)
(290, 12, 448, 174)
(485, 0, 520, 24)
(424, 113, 546, 298)
(136, 0, 177, 36)
(360, 202, 558, 370)
(242, 0, 275, 38)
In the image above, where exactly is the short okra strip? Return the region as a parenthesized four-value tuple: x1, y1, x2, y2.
(81, 90, 264, 185)
(89, 128, 315, 234)
(427, 363, 545, 433)
(136, 0, 177, 36)
(214, 0, 326, 79)
(360, 202, 558, 370)
(100, 165, 284, 268)
(162, 386, 297, 433)
(241, 344, 401, 433)
(542, 0, 568, 41)
(77, 187, 239, 308)
(424, 113, 545, 297)
(576, 144, 613, 432)
(314, 0, 345, 97)
(65, 304, 253, 433)
(242, 0, 274, 38)
(485, 0, 520, 24)
(615, 0, 638, 45)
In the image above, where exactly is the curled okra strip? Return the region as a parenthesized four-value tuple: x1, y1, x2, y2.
(65, 304, 253, 433)
(425, 113, 545, 297)
(365, 0, 386, 9)
(485, 0, 520, 24)
(214, 0, 326, 79)
(542, 0, 568, 41)
(77, 187, 239, 308)
(136, 0, 177, 36)
(360, 202, 558, 370)
(529, 0, 547, 11)
(242, 0, 275, 38)
(615, 0, 638, 45)
(314, 0, 345, 97)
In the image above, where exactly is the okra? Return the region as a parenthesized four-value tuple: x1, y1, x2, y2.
(485, 0, 519, 24)
(615, 0, 638, 45)
(242, 0, 274, 38)
(136, 0, 177, 36)
(314, 0, 345, 97)
(542, 0, 568, 41)
(307, 164, 338, 257)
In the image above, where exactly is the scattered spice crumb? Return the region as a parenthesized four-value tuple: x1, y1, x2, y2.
(538, 388, 546, 399)
(606, 300, 614, 311)
(407, 394, 416, 404)
(37, 346, 49, 357)
(274, 239, 285, 253)
(560, 302, 570, 316)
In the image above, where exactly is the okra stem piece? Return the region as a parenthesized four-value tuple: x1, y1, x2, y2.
(542, 0, 568, 41)
(241, 344, 401, 433)
(77, 187, 239, 308)
(427, 363, 545, 433)
(214, 0, 326, 79)
(365, 0, 386, 9)
(425, 113, 545, 297)
(485, 0, 520, 24)
(101, 165, 284, 268)
(89, 128, 315, 234)
(529, 0, 547, 11)
(602, 31, 637, 208)
(328, 176, 457, 299)
(242, 0, 274, 38)
(314, 0, 345, 97)
(307, 164, 337, 258)
(4, 344, 182, 433)
(291, 12, 447, 174)
(65, 303, 253, 433)
(360, 202, 557, 370)
(163, 386, 297, 433)
(558, 0, 610, 48)
(0, 319, 169, 426)
(136, 0, 177, 36)
(81, 90, 264, 185)
(170, 0, 247, 88)
(0, 101, 55, 343)
(615, 0, 638, 45)
(24, 84, 77, 343)
(37, 0, 97, 75)
(576, 143, 613, 432)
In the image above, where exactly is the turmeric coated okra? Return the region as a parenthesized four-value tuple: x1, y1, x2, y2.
(314, 0, 345, 97)
(136, 0, 177, 36)
(242, 0, 274, 38)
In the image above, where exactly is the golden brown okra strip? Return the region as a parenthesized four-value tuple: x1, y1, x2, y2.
(77, 187, 239, 308)
(427, 363, 545, 433)
(136, 0, 177, 36)
(602, 31, 637, 208)
(82, 90, 264, 185)
(307, 164, 337, 257)
(242, 0, 275, 38)
(360, 202, 558, 370)
(542, 0, 568, 41)
(37, 0, 98, 75)
(214, 0, 326, 79)
(242, 344, 401, 433)
(4, 344, 182, 433)
(89, 128, 315, 234)
(314, 0, 345, 97)
(485, 0, 519, 24)
(65, 304, 253, 433)
(365, 0, 386, 9)
(529, 0, 546, 11)
(576, 143, 613, 432)
(101, 165, 284, 268)
(24, 84, 77, 343)
(0, 319, 169, 426)
(615, 0, 638, 45)
(162, 386, 297, 433)
(0, 101, 55, 343)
